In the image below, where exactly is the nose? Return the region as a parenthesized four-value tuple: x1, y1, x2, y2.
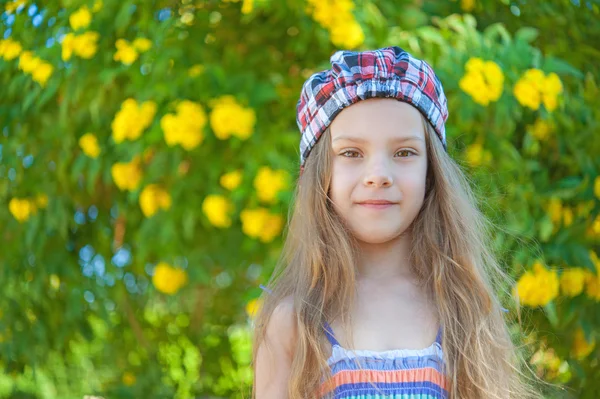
(363, 158, 393, 188)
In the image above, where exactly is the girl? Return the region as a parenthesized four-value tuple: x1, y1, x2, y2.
(251, 46, 544, 398)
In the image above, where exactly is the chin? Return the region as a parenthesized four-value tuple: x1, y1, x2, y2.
(352, 226, 406, 244)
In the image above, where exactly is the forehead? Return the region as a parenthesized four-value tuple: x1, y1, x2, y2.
(330, 98, 425, 144)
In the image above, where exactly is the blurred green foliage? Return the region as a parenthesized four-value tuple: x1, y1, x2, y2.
(0, 0, 599, 398)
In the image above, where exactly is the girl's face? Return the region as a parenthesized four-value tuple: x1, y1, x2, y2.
(329, 98, 428, 244)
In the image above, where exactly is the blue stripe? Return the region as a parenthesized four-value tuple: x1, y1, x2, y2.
(333, 380, 447, 396)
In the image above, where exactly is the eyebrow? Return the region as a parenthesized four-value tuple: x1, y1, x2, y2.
(332, 135, 424, 144)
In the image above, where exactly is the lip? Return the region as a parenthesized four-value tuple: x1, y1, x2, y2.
(356, 200, 397, 209)
(358, 203, 395, 209)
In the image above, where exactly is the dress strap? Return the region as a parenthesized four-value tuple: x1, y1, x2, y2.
(323, 320, 340, 347)
(435, 324, 443, 344)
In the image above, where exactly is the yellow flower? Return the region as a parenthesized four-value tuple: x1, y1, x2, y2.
(587, 214, 600, 238)
(464, 142, 492, 167)
(132, 37, 152, 52)
(69, 6, 92, 31)
(74, 32, 99, 59)
(559, 268, 586, 297)
(261, 213, 284, 242)
(241, 0, 253, 14)
(139, 184, 172, 217)
(202, 195, 233, 228)
(585, 271, 600, 301)
(513, 261, 559, 307)
(514, 69, 562, 112)
(545, 197, 562, 225)
(459, 58, 504, 106)
(31, 62, 53, 87)
(152, 262, 188, 295)
(305, 0, 364, 49)
(61, 33, 75, 61)
(188, 64, 205, 77)
(35, 194, 48, 208)
(0, 38, 23, 61)
(460, 0, 475, 11)
(9, 198, 35, 223)
(160, 100, 206, 150)
(329, 19, 365, 49)
(594, 176, 600, 200)
(572, 327, 595, 359)
(562, 207, 573, 227)
(5, 0, 26, 14)
(18, 51, 40, 73)
(79, 133, 101, 158)
(253, 166, 289, 204)
(61, 32, 99, 61)
(114, 39, 138, 65)
(245, 297, 262, 319)
(209, 95, 256, 140)
(111, 157, 142, 191)
(122, 371, 136, 386)
(240, 208, 284, 243)
(111, 99, 156, 143)
(220, 170, 243, 191)
(92, 0, 103, 12)
(529, 119, 552, 141)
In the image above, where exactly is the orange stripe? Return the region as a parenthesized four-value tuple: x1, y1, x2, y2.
(319, 367, 448, 396)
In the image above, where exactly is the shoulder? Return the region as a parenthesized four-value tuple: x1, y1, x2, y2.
(266, 295, 298, 357)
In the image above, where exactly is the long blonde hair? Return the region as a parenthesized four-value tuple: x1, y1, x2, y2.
(251, 114, 554, 398)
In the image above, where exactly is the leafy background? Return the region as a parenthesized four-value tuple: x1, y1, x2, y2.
(1, 0, 599, 398)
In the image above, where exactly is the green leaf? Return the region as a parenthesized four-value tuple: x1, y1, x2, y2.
(542, 56, 584, 79)
(543, 301, 559, 328)
(538, 214, 554, 242)
(514, 27, 539, 44)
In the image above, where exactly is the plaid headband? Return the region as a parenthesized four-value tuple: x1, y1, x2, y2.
(296, 46, 449, 175)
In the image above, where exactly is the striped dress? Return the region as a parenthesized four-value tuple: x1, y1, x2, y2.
(319, 320, 448, 398)
(258, 285, 449, 398)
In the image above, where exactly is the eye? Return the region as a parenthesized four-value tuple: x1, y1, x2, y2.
(339, 149, 416, 158)
(340, 150, 360, 158)
(395, 149, 416, 157)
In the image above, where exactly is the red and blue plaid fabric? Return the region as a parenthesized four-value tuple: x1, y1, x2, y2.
(296, 46, 449, 174)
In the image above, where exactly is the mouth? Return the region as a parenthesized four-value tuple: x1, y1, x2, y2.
(356, 201, 397, 209)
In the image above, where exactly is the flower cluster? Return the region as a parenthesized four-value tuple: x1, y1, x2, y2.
(527, 118, 553, 141)
(111, 99, 157, 143)
(240, 208, 284, 243)
(463, 142, 492, 167)
(160, 100, 206, 150)
(79, 133, 101, 158)
(9, 195, 48, 223)
(61, 5, 101, 61)
(111, 156, 142, 192)
(221, 0, 254, 15)
(202, 195, 234, 228)
(0, 40, 53, 86)
(220, 170, 243, 191)
(513, 261, 559, 307)
(62, 32, 99, 61)
(0, 38, 23, 61)
(152, 262, 187, 295)
(18, 51, 53, 87)
(139, 184, 172, 217)
(114, 38, 152, 66)
(513, 69, 563, 112)
(209, 95, 256, 140)
(459, 57, 504, 106)
(253, 166, 289, 204)
(304, 0, 364, 49)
